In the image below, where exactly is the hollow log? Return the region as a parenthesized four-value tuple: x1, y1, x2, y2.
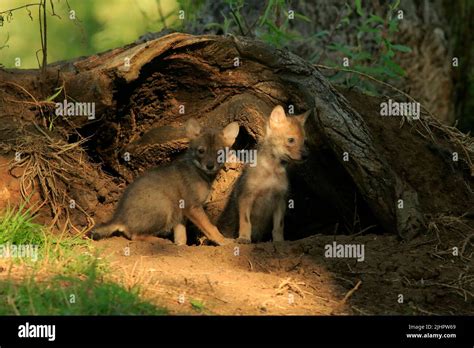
(1, 32, 472, 240)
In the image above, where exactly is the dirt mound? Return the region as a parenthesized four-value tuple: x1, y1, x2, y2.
(96, 220, 473, 315)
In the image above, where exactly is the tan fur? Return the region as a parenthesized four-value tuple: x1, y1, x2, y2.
(220, 105, 310, 243)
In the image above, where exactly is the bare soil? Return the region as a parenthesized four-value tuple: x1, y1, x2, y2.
(94, 226, 473, 315)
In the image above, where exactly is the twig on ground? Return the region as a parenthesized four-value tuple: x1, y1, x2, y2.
(340, 280, 362, 304)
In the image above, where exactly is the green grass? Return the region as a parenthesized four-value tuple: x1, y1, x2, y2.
(0, 202, 45, 246)
(0, 262, 167, 315)
(0, 202, 92, 272)
(0, 204, 168, 315)
(190, 298, 211, 314)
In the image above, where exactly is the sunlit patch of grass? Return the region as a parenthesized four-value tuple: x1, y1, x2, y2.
(0, 204, 167, 315)
(0, 260, 167, 315)
(0, 202, 45, 246)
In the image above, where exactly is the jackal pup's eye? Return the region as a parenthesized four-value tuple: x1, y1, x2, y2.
(287, 137, 295, 144)
(197, 146, 205, 154)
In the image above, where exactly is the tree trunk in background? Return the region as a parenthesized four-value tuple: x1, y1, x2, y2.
(191, 0, 474, 126)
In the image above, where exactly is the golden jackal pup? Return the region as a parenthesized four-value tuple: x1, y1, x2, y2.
(92, 118, 239, 246)
(221, 105, 310, 243)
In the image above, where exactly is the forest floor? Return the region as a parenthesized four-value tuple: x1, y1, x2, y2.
(0, 221, 472, 315)
(92, 225, 473, 315)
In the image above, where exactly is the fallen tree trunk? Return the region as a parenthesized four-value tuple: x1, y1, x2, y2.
(1, 32, 472, 240)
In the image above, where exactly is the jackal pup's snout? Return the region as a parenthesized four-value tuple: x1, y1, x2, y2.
(265, 105, 310, 162)
(186, 118, 240, 175)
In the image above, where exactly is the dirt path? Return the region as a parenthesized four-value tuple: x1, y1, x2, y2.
(93, 228, 473, 315)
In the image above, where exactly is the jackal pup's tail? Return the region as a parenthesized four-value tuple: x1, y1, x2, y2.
(90, 222, 129, 240)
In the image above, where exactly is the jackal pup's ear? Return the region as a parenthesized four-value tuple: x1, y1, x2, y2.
(185, 118, 202, 139)
(269, 105, 287, 127)
(222, 122, 240, 147)
(295, 109, 311, 125)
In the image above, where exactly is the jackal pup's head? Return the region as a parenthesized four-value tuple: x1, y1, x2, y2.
(265, 105, 310, 162)
(185, 118, 240, 175)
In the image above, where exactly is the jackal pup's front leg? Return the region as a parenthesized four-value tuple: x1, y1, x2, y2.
(173, 223, 187, 246)
(272, 195, 286, 242)
(237, 194, 256, 244)
(185, 206, 231, 246)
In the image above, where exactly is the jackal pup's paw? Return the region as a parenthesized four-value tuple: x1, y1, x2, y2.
(214, 237, 235, 246)
(236, 237, 251, 244)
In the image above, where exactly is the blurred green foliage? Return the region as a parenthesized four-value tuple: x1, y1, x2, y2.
(324, 0, 411, 95)
(0, 0, 412, 81)
(203, 0, 310, 47)
(197, 0, 411, 96)
(0, 0, 179, 68)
